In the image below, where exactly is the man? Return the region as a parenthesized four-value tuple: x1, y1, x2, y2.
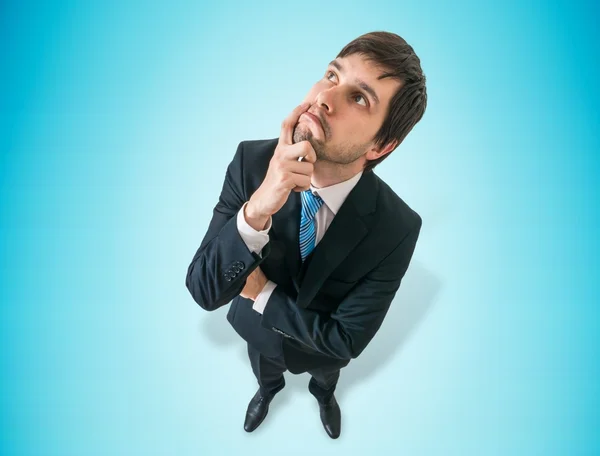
(185, 31, 427, 439)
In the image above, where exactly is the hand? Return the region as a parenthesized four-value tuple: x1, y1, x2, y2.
(247, 102, 318, 220)
(240, 266, 268, 301)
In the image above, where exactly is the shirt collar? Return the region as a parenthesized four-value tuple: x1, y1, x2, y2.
(310, 171, 363, 215)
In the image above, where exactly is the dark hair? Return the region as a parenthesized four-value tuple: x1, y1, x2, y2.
(337, 31, 427, 172)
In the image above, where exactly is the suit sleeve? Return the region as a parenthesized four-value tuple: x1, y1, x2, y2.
(260, 220, 422, 359)
(185, 141, 271, 311)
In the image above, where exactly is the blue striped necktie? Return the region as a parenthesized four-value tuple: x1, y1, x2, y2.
(299, 190, 324, 262)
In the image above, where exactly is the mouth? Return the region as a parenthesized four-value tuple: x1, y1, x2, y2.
(301, 111, 324, 134)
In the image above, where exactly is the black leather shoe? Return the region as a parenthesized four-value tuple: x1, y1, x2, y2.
(318, 395, 341, 439)
(244, 390, 274, 432)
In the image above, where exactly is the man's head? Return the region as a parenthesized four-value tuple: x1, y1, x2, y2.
(292, 31, 427, 173)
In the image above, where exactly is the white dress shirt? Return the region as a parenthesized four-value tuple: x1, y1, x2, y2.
(236, 170, 363, 314)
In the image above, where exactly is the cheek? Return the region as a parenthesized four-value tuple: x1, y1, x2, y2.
(337, 118, 374, 143)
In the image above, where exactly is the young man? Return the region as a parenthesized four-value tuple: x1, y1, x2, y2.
(186, 31, 427, 439)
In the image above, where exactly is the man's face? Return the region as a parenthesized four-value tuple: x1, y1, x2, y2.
(293, 53, 401, 166)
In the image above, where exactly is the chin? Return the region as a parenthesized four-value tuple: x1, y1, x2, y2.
(292, 124, 313, 144)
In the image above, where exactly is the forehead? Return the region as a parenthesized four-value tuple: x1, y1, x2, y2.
(328, 54, 401, 107)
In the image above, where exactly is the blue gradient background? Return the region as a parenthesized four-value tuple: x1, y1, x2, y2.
(1, 1, 599, 455)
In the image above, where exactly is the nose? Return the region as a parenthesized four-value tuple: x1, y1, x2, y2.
(315, 87, 337, 114)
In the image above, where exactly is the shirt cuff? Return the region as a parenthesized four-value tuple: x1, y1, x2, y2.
(252, 280, 277, 314)
(237, 201, 272, 257)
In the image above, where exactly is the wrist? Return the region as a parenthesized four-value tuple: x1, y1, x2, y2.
(245, 200, 270, 231)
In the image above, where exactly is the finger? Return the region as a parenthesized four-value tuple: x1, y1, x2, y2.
(279, 102, 311, 146)
(290, 172, 311, 192)
(299, 143, 317, 164)
(290, 160, 314, 176)
(284, 140, 316, 165)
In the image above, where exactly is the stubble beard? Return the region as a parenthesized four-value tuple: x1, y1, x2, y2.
(292, 123, 326, 160)
(292, 122, 367, 165)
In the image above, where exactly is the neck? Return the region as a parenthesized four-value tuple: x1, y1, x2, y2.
(311, 159, 364, 188)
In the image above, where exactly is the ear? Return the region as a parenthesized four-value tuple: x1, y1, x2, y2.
(365, 139, 399, 161)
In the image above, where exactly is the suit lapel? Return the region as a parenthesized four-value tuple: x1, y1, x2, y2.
(271, 170, 379, 308)
(271, 190, 302, 283)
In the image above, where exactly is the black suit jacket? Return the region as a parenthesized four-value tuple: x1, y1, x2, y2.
(186, 138, 422, 373)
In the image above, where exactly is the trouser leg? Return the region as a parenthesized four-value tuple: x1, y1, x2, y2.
(307, 365, 341, 404)
(247, 343, 287, 398)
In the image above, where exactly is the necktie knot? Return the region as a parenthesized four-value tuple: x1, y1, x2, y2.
(301, 190, 324, 219)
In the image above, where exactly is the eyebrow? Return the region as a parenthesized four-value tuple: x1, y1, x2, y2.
(328, 59, 380, 106)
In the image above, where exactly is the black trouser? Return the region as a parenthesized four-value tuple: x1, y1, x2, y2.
(247, 343, 340, 404)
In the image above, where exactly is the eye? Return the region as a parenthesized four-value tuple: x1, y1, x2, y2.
(325, 70, 369, 107)
(353, 94, 367, 106)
